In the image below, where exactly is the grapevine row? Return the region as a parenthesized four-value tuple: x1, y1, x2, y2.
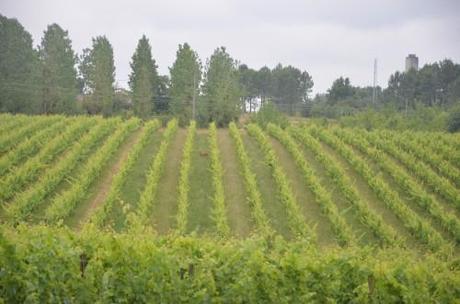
(2, 225, 459, 303)
(334, 128, 460, 244)
(435, 132, 460, 151)
(409, 132, 460, 169)
(355, 129, 460, 211)
(0, 118, 96, 202)
(289, 127, 402, 247)
(247, 123, 315, 241)
(383, 130, 460, 187)
(136, 119, 178, 224)
(88, 120, 161, 228)
(0, 115, 61, 154)
(228, 122, 273, 237)
(267, 123, 354, 246)
(175, 121, 196, 235)
(0, 114, 30, 136)
(208, 122, 230, 237)
(310, 126, 448, 251)
(5, 119, 117, 222)
(0, 118, 69, 177)
(44, 118, 140, 224)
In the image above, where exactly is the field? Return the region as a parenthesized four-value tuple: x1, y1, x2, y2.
(1, 113, 460, 302)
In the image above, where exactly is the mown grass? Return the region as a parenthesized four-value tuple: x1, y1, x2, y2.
(28, 128, 113, 224)
(317, 140, 424, 250)
(186, 131, 214, 234)
(109, 128, 163, 231)
(268, 136, 338, 246)
(152, 129, 187, 234)
(65, 128, 141, 228)
(217, 129, 253, 237)
(241, 130, 292, 239)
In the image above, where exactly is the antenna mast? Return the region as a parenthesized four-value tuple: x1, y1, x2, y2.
(372, 58, 378, 104)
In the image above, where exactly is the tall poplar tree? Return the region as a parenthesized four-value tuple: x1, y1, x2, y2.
(129, 35, 157, 119)
(201, 47, 241, 126)
(39, 23, 78, 114)
(0, 15, 39, 113)
(79, 36, 115, 116)
(169, 43, 201, 125)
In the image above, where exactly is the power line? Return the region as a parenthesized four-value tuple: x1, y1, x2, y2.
(372, 58, 378, 104)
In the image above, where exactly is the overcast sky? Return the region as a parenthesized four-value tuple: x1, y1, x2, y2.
(1, 0, 459, 94)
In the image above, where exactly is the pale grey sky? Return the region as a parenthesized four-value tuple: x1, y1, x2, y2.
(1, 0, 459, 94)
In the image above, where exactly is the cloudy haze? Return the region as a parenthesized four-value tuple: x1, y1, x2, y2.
(1, 0, 459, 94)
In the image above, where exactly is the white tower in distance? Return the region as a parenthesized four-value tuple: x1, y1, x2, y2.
(405, 54, 419, 72)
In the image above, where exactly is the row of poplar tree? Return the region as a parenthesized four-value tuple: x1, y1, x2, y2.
(1, 14, 314, 126)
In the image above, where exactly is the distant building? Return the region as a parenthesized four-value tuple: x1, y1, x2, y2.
(405, 54, 419, 72)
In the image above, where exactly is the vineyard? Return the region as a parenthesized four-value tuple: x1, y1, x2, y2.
(1, 113, 460, 302)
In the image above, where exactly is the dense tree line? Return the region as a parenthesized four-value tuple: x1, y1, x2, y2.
(385, 60, 460, 109)
(312, 60, 460, 118)
(0, 14, 314, 126)
(3, 14, 458, 126)
(238, 64, 313, 115)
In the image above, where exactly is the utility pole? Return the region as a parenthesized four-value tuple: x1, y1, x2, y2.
(372, 58, 378, 104)
(192, 68, 197, 121)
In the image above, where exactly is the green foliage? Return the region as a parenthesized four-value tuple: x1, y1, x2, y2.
(200, 47, 241, 127)
(0, 117, 93, 202)
(342, 128, 460, 244)
(267, 123, 354, 246)
(6, 118, 114, 222)
(79, 36, 115, 116)
(169, 43, 201, 126)
(289, 127, 402, 247)
(251, 101, 288, 129)
(0, 118, 67, 176)
(389, 130, 460, 187)
(1, 226, 459, 303)
(38, 23, 78, 114)
(387, 60, 460, 108)
(229, 122, 273, 237)
(247, 123, 315, 241)
(176, 121, 196, 234)
(0, 115, 61, 155)
(354, 128, 460, 214)
(136, 119, 178, 224)
(327, 77, 355, 103)
(155, 75, 170, 114)
(89, 120, 161, 228)
(44, 118, 140, 223)
(338, 105, 449, 131)
(208, 122, 230, 237)
(129, 35, 158, 119)
(270, 64, 313, 115)
(313, 126, 448, 252)
(447, 103, 460, 133)
(0, 14, 39, 114)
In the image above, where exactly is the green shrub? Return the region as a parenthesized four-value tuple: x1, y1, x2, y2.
(447, 103, 460, 133)
(251, 102, 288, 129)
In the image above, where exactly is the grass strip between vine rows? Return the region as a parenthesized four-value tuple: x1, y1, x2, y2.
(311, 126, 449, 252)
(5, 118, 118, 222)
(228, 122, 273, 238)
(0, 118, 96, 203)
(44, 118, 140, 224)
(268, 123, 354, 247)
(247, 123, 315, 242)
(88, 119, 161, 228)
(289, 126, 403, 247)
(135, 119, 178, 225)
